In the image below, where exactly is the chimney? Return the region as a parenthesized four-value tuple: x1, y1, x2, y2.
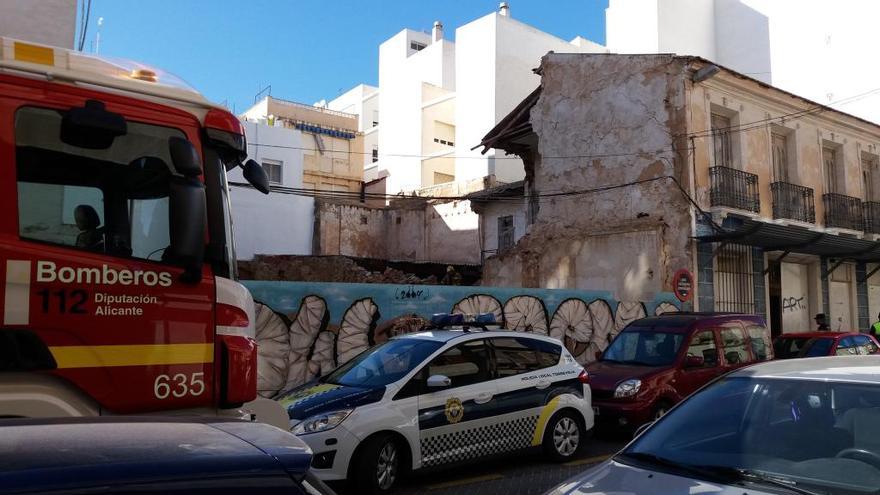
(432, 21, 443, 42)
(499, 2, 510, 17)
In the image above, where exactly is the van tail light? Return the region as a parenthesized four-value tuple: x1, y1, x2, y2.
(578, 369, 590, 384)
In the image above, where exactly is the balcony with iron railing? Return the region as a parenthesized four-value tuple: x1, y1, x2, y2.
(865, 201, 880, 234)
(823, 193, 864, 231)
(770, 182, 816, 224)
(709, 166, 760, 213)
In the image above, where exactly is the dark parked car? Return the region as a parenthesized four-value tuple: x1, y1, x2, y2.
(587, 312, 772, 431)
(0, 417, 334, 494)
(774, 331, 879, 359)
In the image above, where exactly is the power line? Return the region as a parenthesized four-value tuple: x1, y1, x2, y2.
(248, 142, 681, 161)
(77, 0, 93, 52)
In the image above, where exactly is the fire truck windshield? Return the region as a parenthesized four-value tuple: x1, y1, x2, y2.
(15, 106, 187, 264)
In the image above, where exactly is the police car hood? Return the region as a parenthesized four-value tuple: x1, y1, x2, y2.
(277, 381, 385, 421)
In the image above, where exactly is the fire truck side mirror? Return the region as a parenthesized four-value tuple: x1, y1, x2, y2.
(242, 159, 270, 194)
(169, 137, 203, 177)
(169, 177, 206, 283)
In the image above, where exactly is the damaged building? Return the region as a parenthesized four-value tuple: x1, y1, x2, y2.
(478, 53, 880, 336)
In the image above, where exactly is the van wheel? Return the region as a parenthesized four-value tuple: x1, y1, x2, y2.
(652, 401, 671, 421)
(543, 410, 584, 462)
(352, 433, 401, 494)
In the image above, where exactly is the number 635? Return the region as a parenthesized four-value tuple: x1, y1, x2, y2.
(153, 373, 205, 399)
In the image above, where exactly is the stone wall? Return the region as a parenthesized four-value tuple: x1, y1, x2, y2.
(312, 198, 481, 265)
(483, 54, 694, 301)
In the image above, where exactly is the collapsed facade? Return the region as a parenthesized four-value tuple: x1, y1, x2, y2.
(480, 53, 880, 336)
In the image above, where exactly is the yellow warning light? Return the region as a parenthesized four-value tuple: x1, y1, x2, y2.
(130, 68, 158, 83)
(14, 42, 54, 66)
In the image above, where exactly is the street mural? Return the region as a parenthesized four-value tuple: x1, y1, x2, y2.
(243, 281, 680, 397)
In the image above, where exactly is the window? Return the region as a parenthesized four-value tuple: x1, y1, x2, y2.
(774, 336, 810, 359)
(686, 330, 718, 367)
(823, 146, 839, 194)
(720, 328, 750, 364)
(746, 325, 770, 361)
(852, 335, 879, 355)
(603, 331, 685, 366)
(802, 337, 834, 357)
(261, 159, 282, 185)
(372, 146, 378, 163)
(864, 154, 880, 202)
(771, 132, 789, 183)
(424, 339, 491, 389)
(498, 215, 515, 253)
(432, 138, 454, 147)
(711, 113, 733, 168)
(16, 106, 181, 262)
(714, 243, 755, 314)
(410, 41, 426, 51)
(491, 337, 560, 377)
(835, 337, 858, 356)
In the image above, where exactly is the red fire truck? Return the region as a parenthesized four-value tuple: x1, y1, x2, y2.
(0, 37, 279, 424)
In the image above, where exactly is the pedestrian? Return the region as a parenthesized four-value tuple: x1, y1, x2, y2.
(815, 313, 829, 331)
(871, 312, 880, 338)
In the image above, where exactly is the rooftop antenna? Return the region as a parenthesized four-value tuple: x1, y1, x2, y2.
(94, 17, 104, 53)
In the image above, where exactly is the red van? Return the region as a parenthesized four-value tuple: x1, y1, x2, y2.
(587, 313, 772, 431)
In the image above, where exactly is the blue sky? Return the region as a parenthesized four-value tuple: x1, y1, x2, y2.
(76, 0, 608, 113)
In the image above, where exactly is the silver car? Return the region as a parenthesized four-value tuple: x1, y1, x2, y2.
(548, 356, 880, 495)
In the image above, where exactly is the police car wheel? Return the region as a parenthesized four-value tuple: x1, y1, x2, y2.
(353, 433, 402, 493)
(543, 410, 584, 461)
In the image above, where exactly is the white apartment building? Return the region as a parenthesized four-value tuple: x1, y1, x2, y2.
(606, 0, 880, 124)
(333, 4, 607, 195)
(228, 121, 314, 260)
(325, 84, 380, 179)
(0, 0, 76, 49)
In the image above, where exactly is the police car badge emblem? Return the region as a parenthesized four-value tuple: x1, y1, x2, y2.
(445, 397, 464, 424)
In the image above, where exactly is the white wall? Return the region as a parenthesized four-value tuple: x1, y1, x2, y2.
(229, 121, 313, 259)
(0, 0, 76, 48)
(606, 0, 880, 123)
(378, 29, 454, 194)
(230, 186, 314, 260)
(456, 12, 607, 184)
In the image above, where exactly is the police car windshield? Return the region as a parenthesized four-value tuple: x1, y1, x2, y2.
(602, 329, 684, 366)
(323, 339, 444, 388)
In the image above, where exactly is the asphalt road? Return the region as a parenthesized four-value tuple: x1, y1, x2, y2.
(332, 434, 628, 495)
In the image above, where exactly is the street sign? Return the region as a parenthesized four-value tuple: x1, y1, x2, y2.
(673, 269, 694, 302)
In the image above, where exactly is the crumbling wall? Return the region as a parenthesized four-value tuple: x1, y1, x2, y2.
(312, 198, 481, 265)
(483, 54, 694, 301)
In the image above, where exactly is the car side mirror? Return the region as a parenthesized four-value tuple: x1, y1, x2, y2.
(243, 159, 270, 194)
(684, 355, 704, 368)
(427, 375, 451, 389)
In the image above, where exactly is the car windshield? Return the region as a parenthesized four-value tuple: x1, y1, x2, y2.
(774, 336, 812, 359)
(322, 338, 443, 388)
(801, 337, 835, 358)
(601, 330, 684, 366)
(620, 375, 880, 494)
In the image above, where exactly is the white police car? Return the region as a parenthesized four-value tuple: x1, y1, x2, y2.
(277, 314, 593, 493)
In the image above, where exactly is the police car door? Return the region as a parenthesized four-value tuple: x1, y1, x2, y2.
(488, 336, 573, 451)
(416, 338, 499, 468)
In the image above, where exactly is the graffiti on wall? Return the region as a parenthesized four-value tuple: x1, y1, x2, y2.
(244, 281, 680, 397)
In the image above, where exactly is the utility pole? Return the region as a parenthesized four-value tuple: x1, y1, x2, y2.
(95, 17, 104, 53)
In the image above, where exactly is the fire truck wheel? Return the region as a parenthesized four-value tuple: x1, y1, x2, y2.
(351, 433, 403, 494)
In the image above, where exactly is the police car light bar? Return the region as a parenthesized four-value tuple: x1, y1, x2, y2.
(429, 312, 498, 330)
